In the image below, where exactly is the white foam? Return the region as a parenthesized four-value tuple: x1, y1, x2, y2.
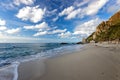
(0, 44, 84, 80)
(0, 62, 19, 80)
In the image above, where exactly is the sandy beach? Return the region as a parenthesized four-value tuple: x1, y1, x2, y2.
(16, 44, 120, 80)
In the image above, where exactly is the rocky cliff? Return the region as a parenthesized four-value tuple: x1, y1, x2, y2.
(86, 11, 120, 42)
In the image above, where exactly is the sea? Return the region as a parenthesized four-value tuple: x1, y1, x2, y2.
(0, 43, 83, 80)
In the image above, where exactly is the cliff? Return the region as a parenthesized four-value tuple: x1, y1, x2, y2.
(86, 11, 120, 42)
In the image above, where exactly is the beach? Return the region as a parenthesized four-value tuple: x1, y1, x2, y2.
(16, 44, 120, 80)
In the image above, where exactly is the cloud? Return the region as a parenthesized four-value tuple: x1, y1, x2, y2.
(74, 0, 90, 7)
(74, 18, 101, 36)
(58, 31, 72, 38)
(59, 6, 74, 16)
(116, 0, 120, 4)
(52, 17, 59, 22)
(0, 26, 7, 31)
(85, 0, 109, 16)
(33, 31, 48, 36)
(33, 28, 67, 36)
(65, 8, 81, 20)
(24, 22, 50, 30)
(0, 19, 7, 31)
(6, 28, 21, 34)
(107, 0, 120, 13)
(13, 0, 35, 6)
(50, 29, 67, 34)
(0, 19, 6, 26)
(16, 6, 45, 23)
(0, 31, 3, 37)
(59, 0, 108, 20)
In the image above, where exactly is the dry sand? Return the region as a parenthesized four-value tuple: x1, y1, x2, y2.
(18, 44, 120, 80)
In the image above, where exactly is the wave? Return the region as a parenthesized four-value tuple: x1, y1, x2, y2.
(0, 62, 19, 80)
(0, 44, 84, 80)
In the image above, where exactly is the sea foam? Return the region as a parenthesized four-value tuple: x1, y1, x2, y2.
(0, 62, 19, 80)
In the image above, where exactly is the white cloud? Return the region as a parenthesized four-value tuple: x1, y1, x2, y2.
(59, 6, 74, 16)
(33, 31, 48, 36)
(65, 8, 81, 20)
(51, 29, 67, 34)
(0, 19, 6, 26)
(16, 6, 45, 23)
(85, 0, 109, 15)
(116, 0, 120, 4)
(0, 26, 7, 31)
(24, 22, 50, 30)
(58, 31, 72, 38)
(6, 28, 21, 34)
(0, 19, 7, 31)
(74, 0, 90, 7)
(33, 29, 67, 36)
(107, 0, 120, 13)
(0, 31, 3, 37)
(14, 0, 35, 6)
(59, 0, 108, 20)
(52, 17, 59, 22)
(74, 18, 101, 36)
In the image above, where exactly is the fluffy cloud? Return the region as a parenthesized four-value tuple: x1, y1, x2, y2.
(0, 26, 7, 31)
(24, 22, 50, 30)
(60, 0, 108, 20)
(85, 0, 109, 15)
(74, 18, 101, 36)
(16, 6, 45, 23)
(13, 0, 35, 6)
(0, 19, 6, 26)
(6, 28, 21, 34)
(58, 31, 72, 38)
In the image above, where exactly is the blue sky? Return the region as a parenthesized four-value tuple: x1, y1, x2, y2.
(0, 0, 120, 43)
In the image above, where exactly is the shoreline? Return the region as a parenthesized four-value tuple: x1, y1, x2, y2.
(0, 44, 120, 80)
(39, 44, 120, 80)
(17, 44, 84, 80)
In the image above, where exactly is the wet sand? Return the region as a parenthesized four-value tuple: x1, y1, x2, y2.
(18, 59, 45, 80)
(18, 44, 120, 80)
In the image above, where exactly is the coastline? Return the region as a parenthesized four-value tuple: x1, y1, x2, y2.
(38, 44, 120, 80)
(0, 44, 120, 80)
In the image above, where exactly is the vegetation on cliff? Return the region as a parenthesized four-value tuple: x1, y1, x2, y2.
(86, 11, 120, 42)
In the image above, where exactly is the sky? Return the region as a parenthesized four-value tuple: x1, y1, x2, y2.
(0, 0, 120, 43)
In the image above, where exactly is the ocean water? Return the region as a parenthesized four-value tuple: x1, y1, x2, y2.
(0, 43, 83, 80)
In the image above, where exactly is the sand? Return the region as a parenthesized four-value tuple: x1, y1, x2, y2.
(18, 59, 45, 80)
(18, 44, 120, 80)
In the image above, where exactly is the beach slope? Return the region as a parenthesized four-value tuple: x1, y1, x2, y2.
(17, 44, 120, 80)
(38, 44, 120, 80)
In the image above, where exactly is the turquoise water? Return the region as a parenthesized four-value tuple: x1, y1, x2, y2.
(0, 43, 82, 67)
